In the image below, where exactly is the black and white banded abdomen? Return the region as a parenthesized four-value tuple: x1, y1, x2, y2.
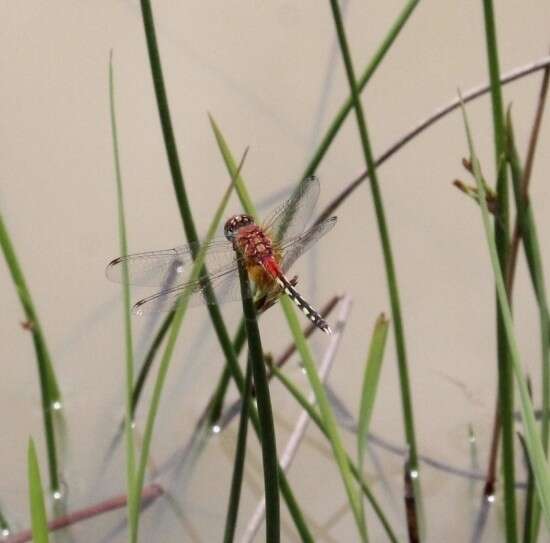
(276, 275, 332, 335)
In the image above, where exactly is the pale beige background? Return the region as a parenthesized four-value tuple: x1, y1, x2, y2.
(1, 1, 550, 542)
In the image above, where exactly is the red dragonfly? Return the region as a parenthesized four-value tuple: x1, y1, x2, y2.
(106, 176, 336, 334)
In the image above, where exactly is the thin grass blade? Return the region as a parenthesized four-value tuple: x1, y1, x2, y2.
(357, 314, 389, 521)
(108, 51, 138, 531)
(129, 151, 247, 541)
(460, 98, 550, 530)
(209, 114, 368, 540)
(27, 439, 49, 543)
(0, 213, 61, 494)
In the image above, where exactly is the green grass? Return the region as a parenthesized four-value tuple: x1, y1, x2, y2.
(28, 439, 50, 543)
(109, 51, 137, 534)
(4, 3, 550, 543)
(461, 97, 550, 531)
(0, 212, 61, 496)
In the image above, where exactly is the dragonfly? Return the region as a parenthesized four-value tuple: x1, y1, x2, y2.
(106, 175, 337, 334)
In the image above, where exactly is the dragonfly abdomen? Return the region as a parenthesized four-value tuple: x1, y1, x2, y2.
(275, 275, 332, 335)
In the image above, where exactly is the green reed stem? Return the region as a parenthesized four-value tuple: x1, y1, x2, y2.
(237, 259, 280, 543)
(210, 113, 370, 539)
(506, 116, 550, 542)
(303, 0, 419, 178)
(131, 311, 174, 418)
(208, 319, 247, 426)
(280, 298, 368, 542)
(271, 366, 398, 543)
(129, 158, 241, 541)
(0, 213, 60, 494)
(109, 51, 137, 528)
(223, 357, 252, 543)
(481, 2, 516, 539)
(328, 0, 420, 519)
(461, 98, 550, 531)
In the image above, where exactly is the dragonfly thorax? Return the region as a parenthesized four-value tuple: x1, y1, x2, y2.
(235, 224, 275, 264)
(224, 214, 254, 241)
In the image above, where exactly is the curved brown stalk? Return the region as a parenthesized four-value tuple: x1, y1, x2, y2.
(5, 484, 163, 543)
(314, 55, 550, 227)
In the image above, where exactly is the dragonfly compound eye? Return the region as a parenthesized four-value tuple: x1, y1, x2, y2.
(224, 214, 254, 241)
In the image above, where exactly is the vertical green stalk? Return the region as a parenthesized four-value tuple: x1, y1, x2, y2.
(328, 0, 420, 505)
(222, 358, 252, 543)
(481, 1, 516, 540)
(210, 115, 368, 539)
(506, 117, 550, 542)
(280, 298, 368, 542)
(128, 165, 240, 541)
(302, 0, 419, 178)
(236, 260, 280, 543)
(108, 52, 137, 529)
(0, 213, 60, 494)
(461, 98, 550, 531)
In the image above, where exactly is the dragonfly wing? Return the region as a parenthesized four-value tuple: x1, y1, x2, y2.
(280, 216, 337, 272)
(105, 238, 233, 287)
(132, 268, 242, 314)
(262, 175, 320, 244)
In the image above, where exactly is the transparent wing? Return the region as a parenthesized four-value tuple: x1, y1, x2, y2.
(132, 268, 243, 314)
(262, 175, 320, 244)
(105, 238, 234, 287)
(280, 216, 337, 272)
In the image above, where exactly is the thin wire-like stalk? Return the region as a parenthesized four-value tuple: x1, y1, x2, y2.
(241, 295, 351, 543)
(461, 97, 550, 531)
(236, 259, 279, 543)
(506, 67, 550, 289)
(0, 213, 60, 494)
(480, 2, 516, 539)
(328, 0, 419, 526)
(314, 55, 550, 227)
(222, 358, 252, 543)
(302, 0, 420, 178)
(108, 51, 137, 528)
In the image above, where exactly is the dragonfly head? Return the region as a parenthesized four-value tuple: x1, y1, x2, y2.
(224, 214, 254, 241)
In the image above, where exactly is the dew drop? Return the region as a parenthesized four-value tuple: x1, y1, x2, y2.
(211, 424, 221, 434)
(52, 400, 62, 411)
(468, 434, 476, 443)
(136, 308, 144, 317)
(1, 528, 10, 538)
(410, 469, 419, 479)
(176, 264, 184, 274)
(131, 421, 136, 429)
(486, 494, 495, 504)
(52, 489, 63, 501)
